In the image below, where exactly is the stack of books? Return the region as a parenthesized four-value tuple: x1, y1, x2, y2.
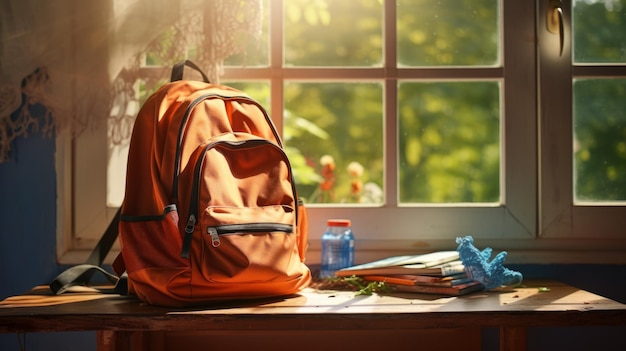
(334, 251, 483, 296)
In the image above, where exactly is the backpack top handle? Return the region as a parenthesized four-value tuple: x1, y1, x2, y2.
(170, 60, 211, 83)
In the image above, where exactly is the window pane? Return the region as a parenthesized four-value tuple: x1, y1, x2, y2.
(573, 78, 626, 202)
(224, 0, 270, 67)
(397, 0, 500, 67)
(573, 0, 626, 64)
(398, 81, 501, 203)
(284, 82, 384, 204)
(284, 0, 383, 67)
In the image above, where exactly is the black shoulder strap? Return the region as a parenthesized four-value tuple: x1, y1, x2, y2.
(51, 61, 209, 295)
(50, 208, 124, 295)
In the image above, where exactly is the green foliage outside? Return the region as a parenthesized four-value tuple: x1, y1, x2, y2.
(284, 82, 384, 204)
(574, 78, 626, 201)
(396, 0, 499, 66)
(398, 82, 500, 203)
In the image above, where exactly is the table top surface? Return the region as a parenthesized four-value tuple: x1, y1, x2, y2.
(2, 280, 625, 333)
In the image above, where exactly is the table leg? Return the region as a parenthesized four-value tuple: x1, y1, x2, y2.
(500, 326, 528, 351)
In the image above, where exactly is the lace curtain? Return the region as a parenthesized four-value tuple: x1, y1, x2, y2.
(0, 0, 262, 162)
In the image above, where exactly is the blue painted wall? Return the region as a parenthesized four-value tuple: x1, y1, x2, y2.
(0, 105, 97, 350)
(1, 109, 625, 350)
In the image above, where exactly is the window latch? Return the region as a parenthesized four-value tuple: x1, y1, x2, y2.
(547, 0, 565, 57)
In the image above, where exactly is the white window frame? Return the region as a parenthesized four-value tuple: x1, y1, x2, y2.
(56, 0, 626, 266)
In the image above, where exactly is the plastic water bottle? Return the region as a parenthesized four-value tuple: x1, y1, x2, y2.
(320, 219, 355, 278)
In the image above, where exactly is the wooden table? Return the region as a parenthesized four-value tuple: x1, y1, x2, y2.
(1, 280, 625, 351)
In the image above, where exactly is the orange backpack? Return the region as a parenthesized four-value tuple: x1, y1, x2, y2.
(51, 61, 311, 306)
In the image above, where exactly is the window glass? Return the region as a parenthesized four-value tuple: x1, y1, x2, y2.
(398, 81, 501, 203)
(225, 0, 270, 67)
(573, 78, 626, 202)
(283, 0, 383, 67)
(283, 82, 384, 204)
(397, 0, 500, 67)
(573, 0, 626, 64)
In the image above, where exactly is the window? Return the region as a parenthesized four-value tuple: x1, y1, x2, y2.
(538, 0, 626, 248)
(58, 0, 626, 265)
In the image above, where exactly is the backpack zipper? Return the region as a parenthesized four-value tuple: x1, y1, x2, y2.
(180, 214, 196, 258)
(180, 138, 297, 258)
(207, 223, 293, 248)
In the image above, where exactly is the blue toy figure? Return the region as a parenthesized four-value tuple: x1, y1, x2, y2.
(456, 236, 523, 290)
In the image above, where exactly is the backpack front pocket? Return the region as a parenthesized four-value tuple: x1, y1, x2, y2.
(185, 134, 300, 283)
(199, 207, 299, 283)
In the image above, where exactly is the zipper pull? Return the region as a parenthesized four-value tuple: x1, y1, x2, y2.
(207, 227, 221, 247)
(185, 214, 196, 234)
(180, 214, 196, 258)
